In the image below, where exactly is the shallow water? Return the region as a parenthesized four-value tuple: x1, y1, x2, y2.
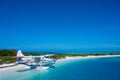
(0, 57, 120, 80)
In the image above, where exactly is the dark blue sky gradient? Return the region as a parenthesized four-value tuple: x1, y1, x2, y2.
(0, 0, 120, 51)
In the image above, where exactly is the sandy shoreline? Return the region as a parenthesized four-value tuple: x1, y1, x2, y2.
(0, 55, 120, 72)
(0, 64, 25, 72)
(56, 55, 120, 64)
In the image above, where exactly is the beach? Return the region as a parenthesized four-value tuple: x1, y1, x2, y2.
(1, 55, 120, 72)
(0, 64, 25, 72)
(0, 55, 120, 80)
(56, 55, 120, 64)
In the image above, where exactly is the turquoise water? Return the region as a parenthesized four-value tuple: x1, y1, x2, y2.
(0, 57, 120, 80)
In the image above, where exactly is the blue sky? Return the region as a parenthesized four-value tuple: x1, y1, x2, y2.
(0, 0, 120, 51)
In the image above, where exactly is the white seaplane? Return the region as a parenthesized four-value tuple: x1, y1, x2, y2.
(13, 50, 56, 70)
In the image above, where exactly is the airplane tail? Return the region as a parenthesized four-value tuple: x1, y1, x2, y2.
(13, 50, 25, 58)
(14, 50, 26, 63)
(17, 50, 24, 57)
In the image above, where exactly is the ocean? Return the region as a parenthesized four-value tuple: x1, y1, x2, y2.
(0, 56, 120, 80)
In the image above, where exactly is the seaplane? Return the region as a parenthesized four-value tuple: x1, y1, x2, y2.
(13, 50, 56, 70)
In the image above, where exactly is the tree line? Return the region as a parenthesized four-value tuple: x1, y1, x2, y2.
(0, 49, 120, 64)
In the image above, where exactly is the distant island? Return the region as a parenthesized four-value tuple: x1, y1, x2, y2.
(0, 49, 120, 64)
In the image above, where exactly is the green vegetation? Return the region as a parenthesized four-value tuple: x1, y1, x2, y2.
(0, 58, 16, 64)
(49, 53, 120, 59)
(49, 54, 106, 59)
(0, 49, 120, 64)
(0, 49, 17, 64)
(0, 49, 16, 56)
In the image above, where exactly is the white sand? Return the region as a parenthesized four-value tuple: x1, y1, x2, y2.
(0, 64, 25, 72)
(0, 55, 120, 72)
(56, 55, 120, 64)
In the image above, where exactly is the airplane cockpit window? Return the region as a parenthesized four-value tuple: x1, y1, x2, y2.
(34, 57, 41, 62)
